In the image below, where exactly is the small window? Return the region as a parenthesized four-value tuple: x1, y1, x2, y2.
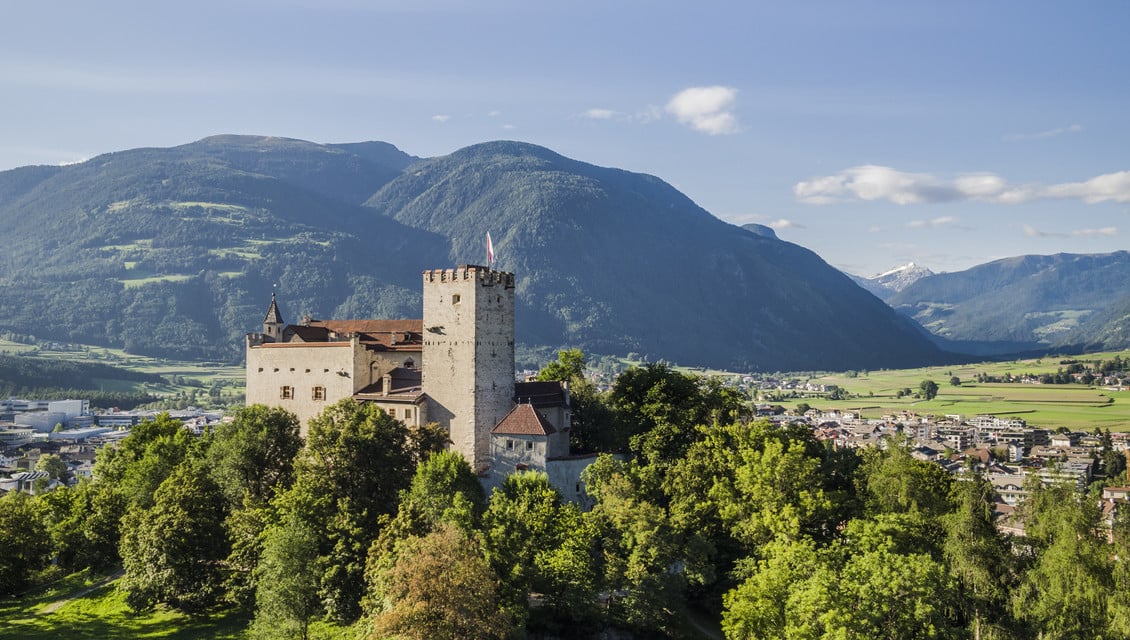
(290, 367, 295, 372)
(404, 408, 413, 419)
(257, 367, 263, 372)
(506, 439, 514, 450)
(280, 386, 293, 399)
(452, 294, 461, 304)
(526, 440, 534, 450)
(324, 368, 330, 373)
(403, 358, 415, 369)
(312, 386, 325, 401)
(305, 368, 311, 373)
(389, 408, 397, 418)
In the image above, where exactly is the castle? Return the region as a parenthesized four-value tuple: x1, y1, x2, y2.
(245, 265, 594, 501)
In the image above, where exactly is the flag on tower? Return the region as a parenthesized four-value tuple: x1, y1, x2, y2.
(486, 231, 495, 266)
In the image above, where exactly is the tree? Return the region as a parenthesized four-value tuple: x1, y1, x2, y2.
(35, 453, 70, 484)
(290, 399, 416, 623)
(370, 525, 513, 640)
(950, 376, 961, 387)
(481, 472, 574, 622)
(536, 348, 586, 382)
(0, 491, 51, 595)
(920, 379, 939, 401)
(858, 439, 952, 520)
(94, 413, 193, 508)
(206, 404, 302, 506)
(250, 512, 321, 640)
(119, 462, 230, 613)
(1012, 480, 1112, 639)
(943, 474, 1013, 639)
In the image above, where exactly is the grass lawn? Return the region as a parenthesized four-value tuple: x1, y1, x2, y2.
(0, 569, 350, 640)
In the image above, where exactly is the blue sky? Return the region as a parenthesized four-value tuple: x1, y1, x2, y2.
(2, 1, 1127, 276)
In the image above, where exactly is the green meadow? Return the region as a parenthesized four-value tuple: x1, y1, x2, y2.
(772, 350, 1130, 431)
(0, 569, 350, 640)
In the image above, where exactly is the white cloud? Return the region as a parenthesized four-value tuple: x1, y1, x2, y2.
(1023, 225, 1062, 238)
(502, 124, 515, 130)
(431, 114, 450, 122)
(665, 86, 740, 135)
(487, 110, 501, 117)
(1072, 226, 1118, 237)
(907, 216, 959, 229)
(795, 166, 1130, 205)
(768, 218, 804, 230)
(582, 108, 616, 120)
(1004, 123, 1083, 142)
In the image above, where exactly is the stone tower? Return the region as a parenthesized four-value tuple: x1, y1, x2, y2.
(421, 265, 516, 471)
(263, 293, 284, 341)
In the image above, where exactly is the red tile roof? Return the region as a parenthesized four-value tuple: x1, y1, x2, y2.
(491, 403, 556, 436)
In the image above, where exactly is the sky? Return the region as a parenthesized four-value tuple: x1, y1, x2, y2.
(2, 0, 1128, 276)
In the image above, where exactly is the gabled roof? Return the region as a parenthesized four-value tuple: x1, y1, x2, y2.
(514, 381, 567, 409)
(491, 403, 556, 436)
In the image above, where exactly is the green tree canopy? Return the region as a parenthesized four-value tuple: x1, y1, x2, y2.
(119, 461, 230, 613)
(920, 379, 939, 401)
(206, 404, 302, 506)
(0, 491, 51, 596)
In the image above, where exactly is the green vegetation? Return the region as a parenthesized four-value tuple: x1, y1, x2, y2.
(8, 355, 1130, 638)
(0, 343, 245, 410)
(887, 251, 1130, 353)
(0, 135, 944, 371)
(765, 350, 1130, 430)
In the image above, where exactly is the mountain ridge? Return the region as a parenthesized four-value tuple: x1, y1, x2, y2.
(0, 135, 945, 371)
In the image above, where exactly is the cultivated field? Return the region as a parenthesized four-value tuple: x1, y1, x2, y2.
(770, 350, 1130, 431)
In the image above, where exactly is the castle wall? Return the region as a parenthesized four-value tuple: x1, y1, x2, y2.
(547, 455, 599, 510)
(245, 339, 359, 432)
(421, 266, 515, 470)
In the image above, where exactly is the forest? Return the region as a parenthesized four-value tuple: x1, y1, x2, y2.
(3, 355, 1130, 639)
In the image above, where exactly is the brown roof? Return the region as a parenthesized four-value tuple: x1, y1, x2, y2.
(307, 319, 422, 334)
(491, 403, 557, 436)
(279, 319, 424, 350)
(514, 381, 567, 408)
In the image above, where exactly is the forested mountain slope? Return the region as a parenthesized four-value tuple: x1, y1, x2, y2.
(887, 251, 1130, 353)
(0, 136, 943, 370)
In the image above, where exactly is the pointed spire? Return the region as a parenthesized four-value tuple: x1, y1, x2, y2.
(263, 292, 285, 340)
(264, 292, 284, 325)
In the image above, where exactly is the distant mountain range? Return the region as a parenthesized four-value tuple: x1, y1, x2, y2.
(0, 135, 945, 371)
(862, 252, 1130, 356)
(849, 262, 935, 298)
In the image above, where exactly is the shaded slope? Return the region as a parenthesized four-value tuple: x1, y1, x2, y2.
(888, 251, 1130, 350)
(365, 141, 944, 371)
(0, 136, 447, 360)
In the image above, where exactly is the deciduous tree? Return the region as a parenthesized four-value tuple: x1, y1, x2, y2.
(370, 525, 512, 640)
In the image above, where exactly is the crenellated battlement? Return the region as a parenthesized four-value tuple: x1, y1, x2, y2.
(423, 265, 515, 288)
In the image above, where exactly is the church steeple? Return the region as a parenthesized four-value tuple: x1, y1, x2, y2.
(263, 293, 285, 341)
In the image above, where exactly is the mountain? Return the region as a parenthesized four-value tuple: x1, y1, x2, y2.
(886, 251, 1130, 354)
(363, 140, 942, 370)
(849, 262, 935, 299)
(0, 136, 944, 371)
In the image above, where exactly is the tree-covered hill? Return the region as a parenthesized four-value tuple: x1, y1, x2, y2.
(0, 135, 943, 370)
(365, 140, 944, 370)
(887, 251, 1130, 354)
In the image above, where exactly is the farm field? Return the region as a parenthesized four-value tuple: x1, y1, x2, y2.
(774, 350, 1130, 431)
(0, 339, 244, 407)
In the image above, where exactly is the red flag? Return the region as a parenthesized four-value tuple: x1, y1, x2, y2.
(487, 232, 495, 265)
